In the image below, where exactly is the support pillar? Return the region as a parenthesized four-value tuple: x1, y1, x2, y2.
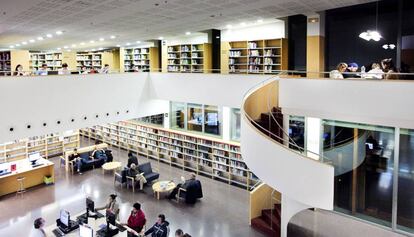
(306, 13, 325, 78)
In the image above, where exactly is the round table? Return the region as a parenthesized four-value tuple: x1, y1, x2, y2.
(152, 180, 176, 200)
(102, 161, 122, 175)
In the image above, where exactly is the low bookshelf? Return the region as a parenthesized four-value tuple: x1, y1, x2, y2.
(167, 43, 211, 73)
(80, 120, 259, 190)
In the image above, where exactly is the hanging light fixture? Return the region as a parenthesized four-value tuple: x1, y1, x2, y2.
(359, 0, 382, 41)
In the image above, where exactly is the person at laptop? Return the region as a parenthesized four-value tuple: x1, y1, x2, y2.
(29, 217, 46, 237)
(96, 194, 120, 219)
(127, 152, 139, 168)
(121, 202, 146, 236)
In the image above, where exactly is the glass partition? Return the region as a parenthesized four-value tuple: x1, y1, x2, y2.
(231, 109, 241, 141)
(398, 128, 414, 233)
(187, 103, 203, 132)
(170, 102, 186, 129)
(204, 105, 220, 135)
(289, 116, 305, 152)
(322, 120, 394, 227)
(135, 114, 164, 126)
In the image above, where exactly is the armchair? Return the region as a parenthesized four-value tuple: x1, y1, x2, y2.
(137, 162, 159, 183)
(114, 168, 128, 188)
(177, 180, 203, 204)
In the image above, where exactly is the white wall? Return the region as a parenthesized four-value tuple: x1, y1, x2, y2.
(279, 79, 414, 130)
(163, 33, 209, 46)
(221, 21, 285, 42)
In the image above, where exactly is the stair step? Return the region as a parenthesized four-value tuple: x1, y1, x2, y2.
(251, 217, 280, 237)
(262, 209, 280, 230)
(274, 203, 281, 217)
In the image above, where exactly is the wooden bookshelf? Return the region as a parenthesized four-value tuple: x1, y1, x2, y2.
(80, 121, 259, 190)
(122, 47, 159, 72)
(0, 51, 11, 76)
(30, 52, 63, 71)
(167, 43, 211, 73)
(224, 38, 287, 74)
(76, 52, 102, 70)
(0, 131, 80, 164)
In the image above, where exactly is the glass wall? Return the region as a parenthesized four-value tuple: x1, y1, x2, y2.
(322, 120, 395, 227)
(135, 114, 164, 126)
(187, 103, 203, 132)
(231, 109, 241, 141)
(398, 129, 414, 233)
(170, 102, 186, 129)
(289, 116, 305, 152)
(204, 105, 220, 135)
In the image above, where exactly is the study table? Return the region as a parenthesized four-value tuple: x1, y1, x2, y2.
(0, 157, 54, 196)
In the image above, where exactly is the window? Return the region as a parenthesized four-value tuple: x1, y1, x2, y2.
(135, 114, 164, 126)
(231, 109, 241, 141)
(204, 105, 220, 135)
(170, 102, 186, 129)
(187, 103, 203, 132)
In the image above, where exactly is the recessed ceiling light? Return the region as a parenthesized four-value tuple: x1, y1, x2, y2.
(57, 47, 61, 50)
(71, 44, 77, 48)
(90, 40, 95, 43)
(116, 44, 121, 47)
(110, 35, 116, 39)
(63, 46, 68, 49)
(98, 47, 103, 50)
(9, 45, 14, 48)
(240, 22, 246, 26)
(15, 44, 20, 47)
(158, 36, 164, 40)
(226, 24, 232, 29)
(37, 36, 44, 41)
(22, 42, 27, 45)
(136, 41, 141, 44)
(80, 42, 85, 45)
(126, 42, 131, 46)
(186, 32, 191, 35)
(46, 34, 53, 38)
(257, 19, 263, 23)
(99, 38, 104, 41)
(29, 39, 35, 43)
(56, 31, 63, 35)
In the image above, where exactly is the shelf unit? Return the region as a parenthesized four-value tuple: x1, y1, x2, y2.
(30, 52, 63, 71)
(0, 131, 80, 164)
(80, 121, 259, 190)
(0, 51, 11, 76)
(76, 52, 102, 70)
(167, 43, 211, 73)
(227, 39, 287, 74)
(124, 47, 150, 72)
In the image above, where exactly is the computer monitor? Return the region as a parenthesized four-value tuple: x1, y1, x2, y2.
(106, 210, 116, 226)
(86, 198, 94, 212)
(60, 210, 70, 228)
(28, 152, 41, 165)
(79, 224, 93, 237)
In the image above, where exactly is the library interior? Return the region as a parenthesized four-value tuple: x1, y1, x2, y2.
(1, 0, 414, 237)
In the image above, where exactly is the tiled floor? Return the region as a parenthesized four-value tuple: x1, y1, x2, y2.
(0, 138, 264, 237)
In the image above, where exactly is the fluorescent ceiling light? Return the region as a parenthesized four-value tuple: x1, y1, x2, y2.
(63, 46, 68, 49)
(226, 24, 232, 29)
(29, 39, 35, 43)
(126, 42, 131, 46)
(158, 37, 164, 40)
(99, 38, 104, 41)
(80, 42, 85, 45)
(136, 41, 141, 44)
(56, 31, 63, 35)
(98, 47, 103, 50)
(71, 44, 76, 48)
(389, 44, 396, 49)
(186, 32, 191, 35)
(22, 42, 27, 45)
(46, 34, 53, 38)
(37, 36, 44, 41)
(15, 44, 20, 47)
(257, 19, 263, 23)
(110, 35, 116, 39)
(382, 44, 388, 49)
(240, 22, 246, 26)
(116, 44, 121, 47)
(9, 45, 14, 48)
(57, 47, 61, 50)
(359, 30, 382, 41)
(90, 40, 95, 43)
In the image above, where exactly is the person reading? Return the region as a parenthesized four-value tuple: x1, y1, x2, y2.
(128, 163, 147, 191)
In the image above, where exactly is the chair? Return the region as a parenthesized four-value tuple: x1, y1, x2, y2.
(16, 177, 26, 197)
(114, 168, 128, 188)
(177, 180, 203, 204)
(137, 162, 159, 184)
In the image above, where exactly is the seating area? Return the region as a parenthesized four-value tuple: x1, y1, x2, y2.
(115, 161, 160, 192)
(63, 143, 109, 174)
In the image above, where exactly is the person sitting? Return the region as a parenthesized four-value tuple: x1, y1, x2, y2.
(69, 148, 83, 174)
(144, 214, 169, 237)
(58, 63, 71, 75)
(329, 62, 347, 79)
(366, 63, 384, 79)
(381, 58, 398, 80)
(183, 234, 192, 237)
(91, 146, 106, 160)
(99, 64, 110, 74)
(127, 152, 139, 168)
(121, 202, 146, 236)
(168, 173, 202, 203)
(128, 163, 147, 191)
(29, 217, 46, 237)
(343, 62, 360, 78)
(36, 63, 48, 76)
(95, 194, 119, 219)
(175, 229, 184, 237)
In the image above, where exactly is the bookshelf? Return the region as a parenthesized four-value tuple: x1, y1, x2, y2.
(0, 51, 11, 76)
(80, 121, 259, 190)
(0, 131, 80, 164)
(76, 52, 102, 70)
(122, 47, 159, 72)
(225, 38, 287, 74)
(167, 43, 211, 73)
(30, 52, 63, 71)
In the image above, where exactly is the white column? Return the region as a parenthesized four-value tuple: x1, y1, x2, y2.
(222, 106, 231, 141)
(281, 195, 310, 237)
(306, 117, 321, 160)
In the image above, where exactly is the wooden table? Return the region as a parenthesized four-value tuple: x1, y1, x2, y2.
(0, 158, 54, 197)
(152, 180, 176, 200)
(102, 161, 122, 175)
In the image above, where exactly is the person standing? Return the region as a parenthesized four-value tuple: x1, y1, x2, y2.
(96, 194, 120, 219)
(127, 152, 139, 168)
(58, 63, 71, 75)
(29, 217, 47, 237)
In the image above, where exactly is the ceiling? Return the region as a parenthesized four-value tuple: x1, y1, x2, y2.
(0, 0, 375, 50)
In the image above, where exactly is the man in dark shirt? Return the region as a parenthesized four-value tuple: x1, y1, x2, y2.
(168, 173, 201, 202)
(69, 148, 82, 174)
(127, 152, 139, 168)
